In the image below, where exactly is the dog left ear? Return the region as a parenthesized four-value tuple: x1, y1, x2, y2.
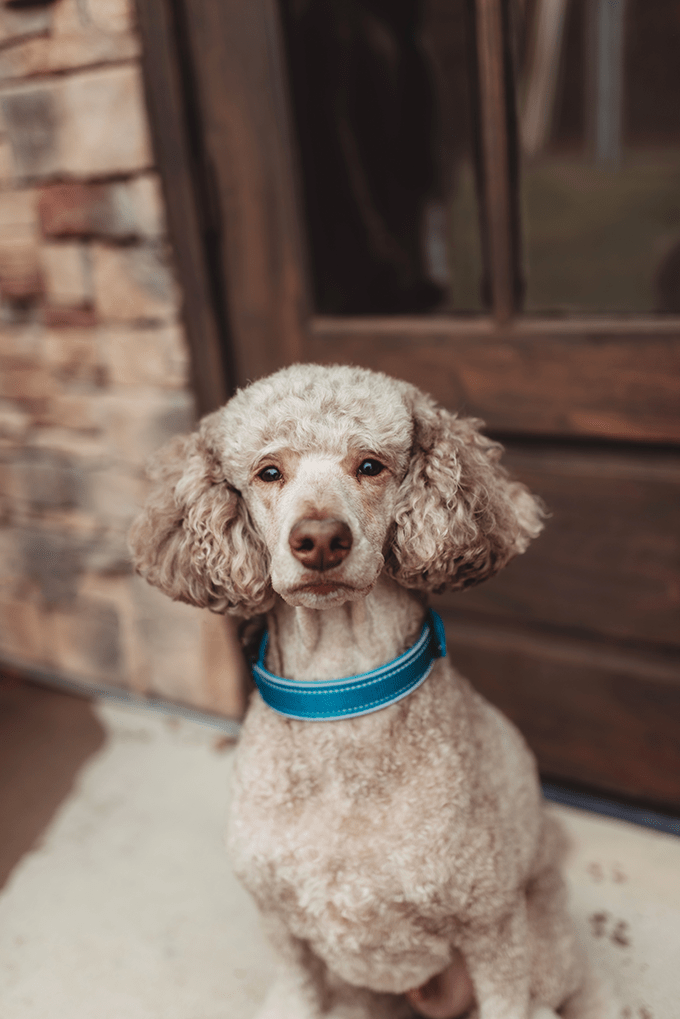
(386, 388, 544, 593)
(128, 413, 273, 617)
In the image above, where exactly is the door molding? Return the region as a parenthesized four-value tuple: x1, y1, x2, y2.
(137, 0, 680, 808)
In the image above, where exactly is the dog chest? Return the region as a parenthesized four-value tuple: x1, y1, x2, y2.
(228, 747, 469, 991)
(227, 675, 542, 990)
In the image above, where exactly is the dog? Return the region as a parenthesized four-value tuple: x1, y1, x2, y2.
(129, 363, 595, 1019)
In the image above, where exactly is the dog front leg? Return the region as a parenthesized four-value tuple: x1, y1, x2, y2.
(255, 961, 416, 1019)
(460, 902, 539, 1019)
(255, 961, 324, 1019)
(405, 949, 476, 1019)
(254, 916, 329, 1019)
(255, 916, 413, 1019)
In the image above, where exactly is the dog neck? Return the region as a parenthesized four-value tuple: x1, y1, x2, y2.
(264, 575, 427, 684)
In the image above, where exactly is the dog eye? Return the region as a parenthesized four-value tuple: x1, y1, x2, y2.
(357, 459, 385, 477)
(257, 466, 282, 482)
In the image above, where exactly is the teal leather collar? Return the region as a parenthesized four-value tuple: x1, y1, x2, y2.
(252, 610, 447, 721)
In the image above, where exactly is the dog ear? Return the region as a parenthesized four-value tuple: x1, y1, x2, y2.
(386, 388, 544, 593)
(128, 416, 272, 616)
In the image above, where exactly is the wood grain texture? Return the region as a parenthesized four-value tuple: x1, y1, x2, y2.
(182, 0, 309, 384)
(135, 0, 230, 414)
(307, 316, 680, 442)
(475, 0, 514, 320)
(441, 616, 680, 808)
(437, 443, 680, 647)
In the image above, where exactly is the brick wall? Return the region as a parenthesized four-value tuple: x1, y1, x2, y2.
(0, 0, 245, 717)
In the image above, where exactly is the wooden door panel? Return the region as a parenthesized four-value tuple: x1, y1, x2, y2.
(442, 615, 680, 809)
(307, 318, 680, 443)
(137, 0, 231, 414)
(439, 444, 680, 648)
(180, 0, 308, 384)
(143, 0, 680, 806)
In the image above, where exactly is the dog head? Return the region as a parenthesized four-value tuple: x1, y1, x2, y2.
(129, 364, 544, 616)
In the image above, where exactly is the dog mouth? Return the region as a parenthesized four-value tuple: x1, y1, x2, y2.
(291, 581, 353, 596)
(285, 579, 377, 605)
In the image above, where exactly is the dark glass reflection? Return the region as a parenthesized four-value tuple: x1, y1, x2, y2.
(280, 0, 484, 314)
(516, 0, 680, 313)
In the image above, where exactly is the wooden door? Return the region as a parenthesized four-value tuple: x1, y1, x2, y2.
(138, 0, 680, 810)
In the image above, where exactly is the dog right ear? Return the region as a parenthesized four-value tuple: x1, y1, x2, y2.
(128, 422, 272, 617)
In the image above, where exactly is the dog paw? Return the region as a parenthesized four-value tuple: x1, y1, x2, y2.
(405, 953, 475, 1019)
(532, 1007, 560, 1019)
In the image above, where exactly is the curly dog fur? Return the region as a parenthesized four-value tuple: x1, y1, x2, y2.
(130, 364, 603, 1019)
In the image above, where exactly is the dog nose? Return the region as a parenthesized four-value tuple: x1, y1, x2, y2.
(288, 518, 353, 571)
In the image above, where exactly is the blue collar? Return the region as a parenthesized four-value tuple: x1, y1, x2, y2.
(251, 609, 447, 721)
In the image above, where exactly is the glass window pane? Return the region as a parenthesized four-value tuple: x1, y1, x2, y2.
(279, 0, 484, 315)
(517, 0, 680, 314)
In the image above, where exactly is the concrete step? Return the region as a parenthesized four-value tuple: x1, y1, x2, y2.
(1, 695, 678, 1019)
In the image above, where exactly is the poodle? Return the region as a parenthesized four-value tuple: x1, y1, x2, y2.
(129, 363, 598, 1019)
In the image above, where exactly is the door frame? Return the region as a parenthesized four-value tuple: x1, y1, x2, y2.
(137, 0, 680, 808)
(137, 0, 680, 436)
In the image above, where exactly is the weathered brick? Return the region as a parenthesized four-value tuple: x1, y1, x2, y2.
(39, 175, 165, 240)
(0, 66, 152, 182)
(59, 64, 152, 177)
(201, 612, 248, 718)
(53, 0, 135, 37)
(0, 27, 140, 80)
(130, 575, 205, 702)
(0, 594, 45, 663)
(39, 182, 105, 237)
(0, 241, 41, 299)
(0, 457, 20, 504)
(43, 327, 103, 384)
(0, 82, 59, 179)
(0, 188, 41, 299)
(0, 463, 12, 518)
(30, 427, 107, 460)
(109, 174, 165, 238)
(0, 322, 43, 363)
(0, 0, 219, 708)
(51, 0, 87, 37)
(0, 189, 38, 235)
(21, 526, 84, 602)
(10, 447, 87, 511)
(77, 573, 148, 692)
(84, 465, 144, 523)
(37, 391, 101, 431)
(91, 242, 178, 322)
(43, 305, 97, 327)
(82, 0, 135, 35)
(0, 400, 30, 440)
(0, 526, 21, 591)
(101, 323, 189, 388)
(97, 389, 194, 464)
(41, 241, 92, 307)
(125, 580, 243, 711)
(0, 140, 16, 185)
(0, 38, 49, 81)
(0, 364, 55, 401)
(45, 597, 123, 684)
(0, 4, 52, 47)
(147, 389, 195, 446)
(2, 0, 136, 79)
(82, 528, 132, 574)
